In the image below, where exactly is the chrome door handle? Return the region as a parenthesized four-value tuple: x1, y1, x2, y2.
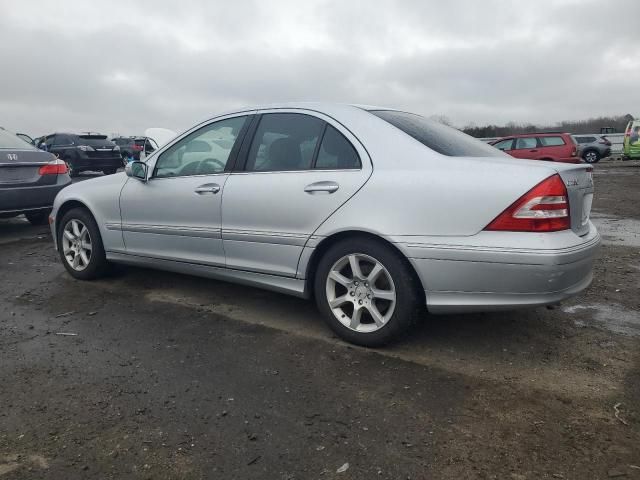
(304, 181, 339, 194)
(194, 183, 221, 194)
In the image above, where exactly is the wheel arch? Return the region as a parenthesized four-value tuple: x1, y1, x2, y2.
(303, 230, 426, 304)
(55, 199, 96, 239)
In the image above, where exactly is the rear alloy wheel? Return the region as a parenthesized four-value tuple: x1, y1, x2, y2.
(315, 238, 421, 346)
(25, 210, 50, 226)
(583, 150, 600, 164)
(58, 208, 109, 280)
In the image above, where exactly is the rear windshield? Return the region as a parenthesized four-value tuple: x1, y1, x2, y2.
(369, 110, 505, 157)
(79, 134, 107, 140)
(114, 138, 134, 146)
(76, 135, 113, 147)
(0, 129, 37, 150)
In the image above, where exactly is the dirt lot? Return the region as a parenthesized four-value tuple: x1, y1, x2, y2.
(1, 163, 639, 479)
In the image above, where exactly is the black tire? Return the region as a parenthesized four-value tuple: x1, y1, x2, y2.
(314, 237, 422, 347)
(103, 168, 117, 175)
(65, 157, 79, 177)
(25, 210, 50, 226)
(582, 149, 600, 164)
(57, 208, 110, 280)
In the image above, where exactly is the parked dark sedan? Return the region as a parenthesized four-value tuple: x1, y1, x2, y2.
(0, 128, 71, 225)
(36, 133, 122, 176)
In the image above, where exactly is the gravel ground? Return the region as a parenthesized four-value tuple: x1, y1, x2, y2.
(0, 162, 639, 479)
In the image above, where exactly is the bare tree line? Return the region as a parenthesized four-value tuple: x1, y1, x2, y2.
(430, 114, 635, 138)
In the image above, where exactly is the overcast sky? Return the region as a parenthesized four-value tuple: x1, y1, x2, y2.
(1, 0, 638, 136)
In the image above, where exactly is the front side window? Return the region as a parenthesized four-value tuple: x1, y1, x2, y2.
(515, 137, 538, 149)
(369, 110, 505, 157)
(245, 113, 324, 172)
(154, 116, 247, 178)
(539, 136, 565, 147)
(492, 139, 514, 151)
(45, 135, 57, 148)
(315, 125, 361, 169)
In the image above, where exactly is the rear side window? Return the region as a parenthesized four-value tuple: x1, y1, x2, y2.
(245, 114, 325, 172)
(515, 137, 538, 149)
(369, 110, 505, 157)
(315, 125, 361, 169)
(539, 136, 565, 147)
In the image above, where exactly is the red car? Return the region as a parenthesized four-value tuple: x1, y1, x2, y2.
(490, 133, 580, 163)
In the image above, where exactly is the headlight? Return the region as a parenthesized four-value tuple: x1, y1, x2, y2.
(77, 145, 95, 152)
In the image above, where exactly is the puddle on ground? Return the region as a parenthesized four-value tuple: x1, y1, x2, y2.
(590, 213, 640, 248)
(563, 303, 640, 337)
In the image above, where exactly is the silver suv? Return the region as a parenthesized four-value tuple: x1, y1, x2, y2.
(573, 135, 612, 163)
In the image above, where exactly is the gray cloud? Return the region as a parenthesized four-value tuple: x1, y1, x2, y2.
(1, 0, 638, 137)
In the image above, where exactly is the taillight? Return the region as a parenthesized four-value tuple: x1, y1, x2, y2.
(133, 145, 143, 151)
(571, 147, 577, 156)
(38, 159, 68, 175)
(484, 174, 570, 232)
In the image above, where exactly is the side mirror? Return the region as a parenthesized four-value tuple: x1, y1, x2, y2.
(125, 161, 148, 182)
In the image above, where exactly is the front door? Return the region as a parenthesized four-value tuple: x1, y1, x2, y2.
(222, 111, 372, 277)
(119, 115, 249, 266)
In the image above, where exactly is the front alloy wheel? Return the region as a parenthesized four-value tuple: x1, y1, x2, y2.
(57, 207, 110, 280)
(326, 253, 396, 333)
(62, 219, 92, 271)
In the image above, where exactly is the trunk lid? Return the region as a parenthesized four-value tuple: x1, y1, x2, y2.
(0, 149, 57, 187)
(552, 163, 594, 236)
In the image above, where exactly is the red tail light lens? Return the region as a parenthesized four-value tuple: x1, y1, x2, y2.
(38, 159, 68, 175)
(133, 145, 143, 151)
(484, 174, 570, 232)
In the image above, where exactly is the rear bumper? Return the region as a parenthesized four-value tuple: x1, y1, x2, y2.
(72, 155, 122, 170)
(0, 175, 72, 214)
(396, 224, 600, 314)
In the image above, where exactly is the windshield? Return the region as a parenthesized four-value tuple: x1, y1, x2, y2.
(0, 128, 37, 150)
(369, 110, 506, 157)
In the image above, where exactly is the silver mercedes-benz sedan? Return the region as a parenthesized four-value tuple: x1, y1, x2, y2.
(49, 103, 599, 346)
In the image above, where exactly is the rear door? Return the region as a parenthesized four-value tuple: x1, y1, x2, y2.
(221, 110, 371, 277)
(512, 136, 539, 159)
